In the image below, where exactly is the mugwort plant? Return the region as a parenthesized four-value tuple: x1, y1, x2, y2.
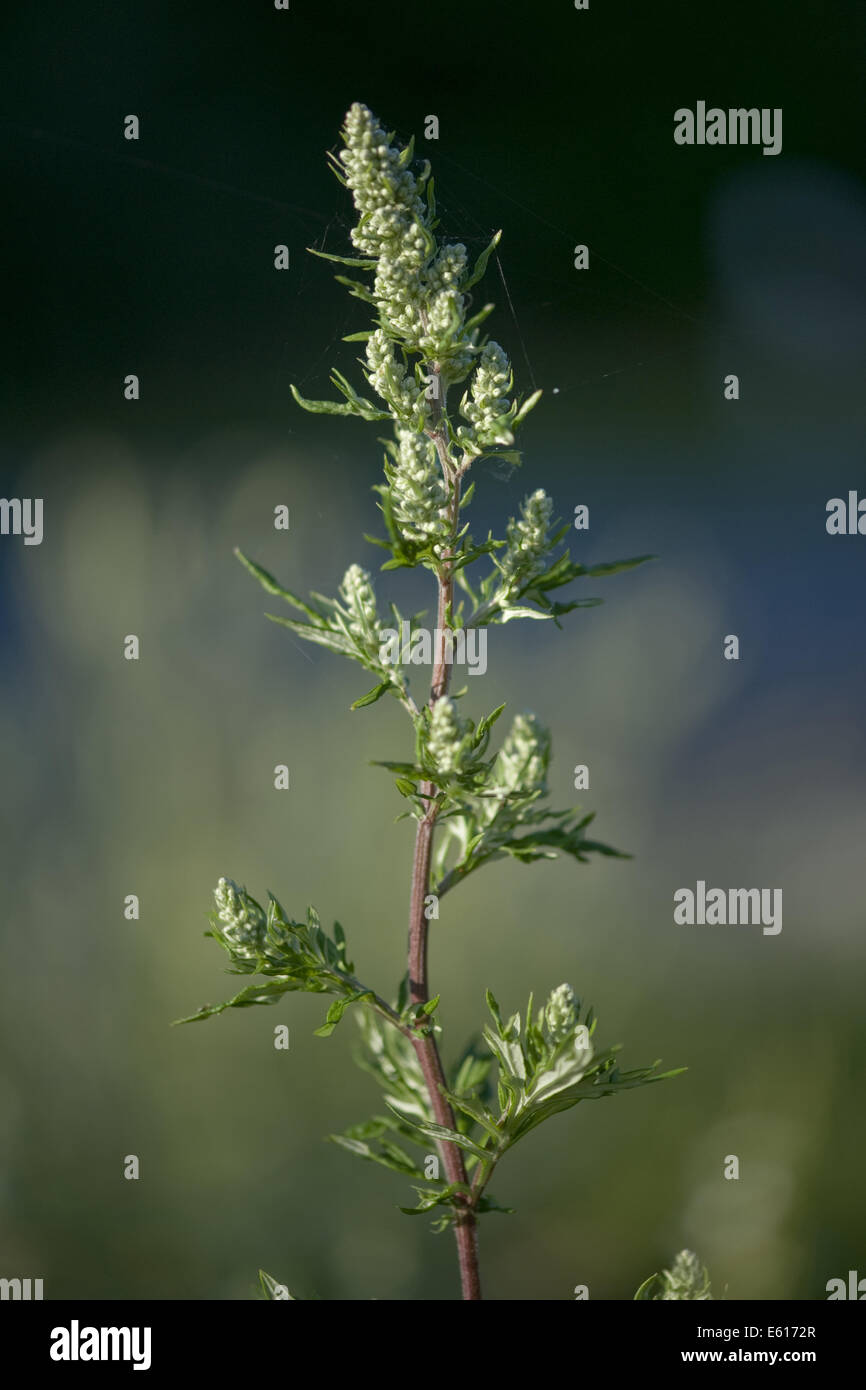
(179, 104, 686, 1301)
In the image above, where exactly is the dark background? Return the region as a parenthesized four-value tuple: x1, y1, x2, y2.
(1, 0, 864, 1300)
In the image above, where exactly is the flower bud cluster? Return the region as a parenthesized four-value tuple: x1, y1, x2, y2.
(338, 564, 381, 656)
(496, 711, 551, 799)
(544, 983, 578, 1044)
(339, 105, 475, 368)
(658, 1251, 712, 1301)
(426, 696, 471, 778)
(214, 878, 268, 960)
(385, 430, 450, 547)
(339, 104, 431, 346)
(364, 330, 427, 424)
(457, 341, 514, 454)
(497, 489, 554, 598)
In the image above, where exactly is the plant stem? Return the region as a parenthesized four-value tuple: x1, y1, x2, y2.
(404, 363, 482, 1300)
(408, 799, 481, 1301)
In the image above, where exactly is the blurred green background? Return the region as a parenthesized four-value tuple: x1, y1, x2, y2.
(1, 0, 864, 1299)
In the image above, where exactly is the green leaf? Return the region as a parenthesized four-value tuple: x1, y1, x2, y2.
(482, 447, 522, 469)
(264, 613, 350, 654)
(451, 1045, 494, 1098)
(290, 383, 363, 417)
(583, 554, 656, 578)
(173, 978, 295, 1024)
(333, 274, 378, 306)
(476, 1194, 516, 1216)
(485, 989, 503, 1032)
(397, 133, 416, 169)
(386, 1105, 491, 1162)
(440, 1087, 501, 1142)
(313, 992, 365, 1038)
(476, 703, 506, 738)
(512, 389, 543, 427)
(351, 681, 392, 710)
(394, 777, 420, 800)
(234, 550, 320, 620)
(399, 1182, 468, 1216)
(306, 247, 375, 268)
(463, 229, 502, 292)
(328, 1133, 423, 1177)
(497, 605, 555, 623)
(463, 302, 496, 334)
(329, 369, 391, 420)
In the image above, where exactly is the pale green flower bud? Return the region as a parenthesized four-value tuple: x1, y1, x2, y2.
(339, 105, 425, 246)
(386, 430, 450, 546)
(338, 105, 432, 346)
(524, 985, 593, 1105)
(441, 345, 475, 389)
(365, 328, 394, 391)
(420, 290, 463, 353)
(419, 247, 468, 354)
(426, 696, 469, 777)
(338, 563, 381, 654)
(458, 341, 514, 450)
(365, 330, 427, 422)
(214, 877, 267, 959)
(370, 272, 416, 341)
(425, 243, 468, 293)
(471, 341, 511, 415)
(497, 711, 550, 798)
(336, 106, 478, 361)
(498, 489, 554, 597)
(660, 1251, 712, 1301)
(545, 983, 578, 1044)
